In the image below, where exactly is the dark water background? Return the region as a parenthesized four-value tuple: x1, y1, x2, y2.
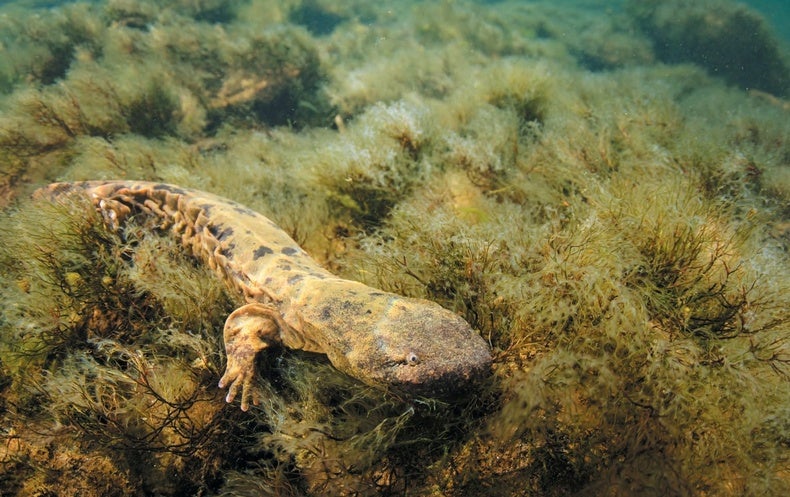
(8, 0, 790, 42)
(745, 0, 790, 40)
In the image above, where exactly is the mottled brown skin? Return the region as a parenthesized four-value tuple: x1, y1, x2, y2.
(37, 181, 492, 410)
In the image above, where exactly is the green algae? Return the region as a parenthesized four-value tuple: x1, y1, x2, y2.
(1, 0, 789, 495)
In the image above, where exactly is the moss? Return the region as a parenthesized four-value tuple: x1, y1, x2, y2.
(1, 433, 136, 497)
(205, 24, 329, 128)
(477, 168, 789, 494)
(571, 18, 654, 71)
(124, 80, 180, 137)
(236, 355, 495, 496)
(309, 99, 435, 231)
(336, 80, 789, 492)
(0, 2, 104, 90)
(105, 0, 243, 26)
(0, 2, 328, 195)
(0, 197, 134, 376)
(0, 195, 244, 494)
(0, 23, 330, 216)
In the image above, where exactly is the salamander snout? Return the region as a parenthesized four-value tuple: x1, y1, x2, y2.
(363, 299, 493, 396)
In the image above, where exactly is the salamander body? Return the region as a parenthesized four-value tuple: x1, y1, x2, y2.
(37, 181, 492, 410)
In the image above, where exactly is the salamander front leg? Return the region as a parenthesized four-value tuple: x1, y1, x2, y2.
(218, 303, 283, 411)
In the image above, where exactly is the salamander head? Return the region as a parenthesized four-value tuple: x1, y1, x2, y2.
(336, 297, 492, 396)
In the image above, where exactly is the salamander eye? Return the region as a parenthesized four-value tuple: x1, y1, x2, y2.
(406, 352, 420, 366)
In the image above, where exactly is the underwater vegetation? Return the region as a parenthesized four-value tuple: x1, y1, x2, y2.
(0, 0, 788, 495)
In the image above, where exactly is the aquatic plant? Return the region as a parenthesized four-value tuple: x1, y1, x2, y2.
(0, 2, 103, 90)
(0, 196, 248, 494)
(0, 0, 327, 206)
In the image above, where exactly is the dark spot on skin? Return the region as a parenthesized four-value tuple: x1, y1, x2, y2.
(253, 245, 273, 259)
(153, 183, 186, 195)
(287, 274, 304, 284)
(321, 306, 332, 320)
(200, 203, 214, 217)
(278, 262, 292, 271)
(281, 247, 299, 256)
(217, 227, 234, 241)
(369, 292, 384, 297)
(233, 206, 257, 217)
(219, 243, 236, 259)
(264, 277, 273, 286)
(299, 264, 320, 275)
(227, 200, 258, 217)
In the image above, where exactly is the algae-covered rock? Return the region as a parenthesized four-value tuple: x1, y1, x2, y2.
(0, 1, 327, 204)
(0, 429, 135, 497)
(627, 0, 790, 96)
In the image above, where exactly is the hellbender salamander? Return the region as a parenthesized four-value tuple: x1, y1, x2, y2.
(37, 181, 492, 410)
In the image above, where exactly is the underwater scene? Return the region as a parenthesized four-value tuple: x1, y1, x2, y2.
(0, 0, 788, 495)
